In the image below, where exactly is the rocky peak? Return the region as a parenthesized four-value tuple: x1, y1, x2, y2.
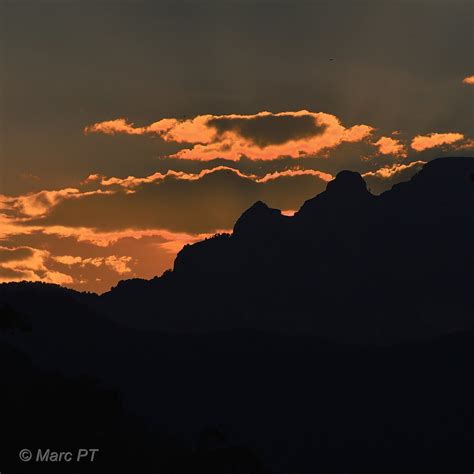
(233, 201, 284, 238)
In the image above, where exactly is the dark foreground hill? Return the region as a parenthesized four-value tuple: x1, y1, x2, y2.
(1, 156, 474, 473)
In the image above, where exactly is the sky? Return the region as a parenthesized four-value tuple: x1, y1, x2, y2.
(0, 0, 473, 293)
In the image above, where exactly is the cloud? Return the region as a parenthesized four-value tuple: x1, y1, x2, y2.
(373, 137, 407, 157)
(9, 158, 452, 239)
(362, 161, 426, 194)
(362, 161, 426, 180)
(411, 133, 464, 152)
(81, 174, 102, 185)
(84, 118, 149, 135)
(462, 75, 474, 85)
(454, 138, 474, 151)
(257, 168, 333, 183)
(1, 167, 334, 236)
(98, 166, 254, 189)
(0, 228, 227, 293)
(206, 114, 327, 147)
(53, 255, 133, 274)
(84, 116, 215, 143)
(18, 168, 332, 233)
(0, 245, 73, 285)
(0, 246, 35, 263)
(85, 111, 375, 161)
(95, 166, 333, 190)
(53, 255, 84, 265)
(5, 188, 113, 218)
(10, 188, 82, 217)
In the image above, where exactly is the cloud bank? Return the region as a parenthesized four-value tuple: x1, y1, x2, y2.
(85, 111, 375, 161)
(411, 133, 465, 152)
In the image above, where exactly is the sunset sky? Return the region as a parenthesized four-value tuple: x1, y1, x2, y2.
(1, 0, 473, 292)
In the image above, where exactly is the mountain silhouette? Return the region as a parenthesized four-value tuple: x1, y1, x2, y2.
(1, 156, 474, 473)
(95, 156, 474, 342)
(1, 157, 473, 341)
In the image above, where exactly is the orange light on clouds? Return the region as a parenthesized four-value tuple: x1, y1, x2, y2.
(0, 245, 74, 285)
(373, 137, 407, 157)
(462, 76, 474, 85)
(454, 138, 474, 151)
(257, 168, 333, 183)
(99, 166, 256, 189)
(53, 255, 133, 274)
(85, 110, 375, 161)
(96, 166, 333, 190)
(411, 133, 464, 152)
(362, 161, 427, 179)
(6, 188, 114, 218)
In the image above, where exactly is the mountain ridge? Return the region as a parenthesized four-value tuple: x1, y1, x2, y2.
(1, 156, 473, 343)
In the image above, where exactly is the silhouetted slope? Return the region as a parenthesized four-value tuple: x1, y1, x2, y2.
(99, 156, 474, 342)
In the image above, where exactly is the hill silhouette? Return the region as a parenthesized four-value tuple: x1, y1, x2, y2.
(1, 156, 474, 473)
(97, 156, 474, 342)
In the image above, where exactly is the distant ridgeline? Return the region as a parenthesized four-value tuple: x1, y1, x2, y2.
(1, 156, 474, 343)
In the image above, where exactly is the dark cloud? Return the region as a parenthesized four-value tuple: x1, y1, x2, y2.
(0, 267, 28, 280)
(25, 170, 330, 233)
(207, 114, 327, 147)
(0, 247, 34, 263)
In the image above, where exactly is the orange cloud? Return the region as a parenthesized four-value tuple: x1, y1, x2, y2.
(97, 166, 333, 189)
(0, 222, 233, 291)
(373, 137, 407, 157)
(4, 188, 114, 218)
(257, 168, 333, 183)
(454, 138, 474, 151)
(10, 188, 82, 217)
(40, 225, 231, 260)
(84, 116, 219, 144)
(53, 255, 84, 265)
(84, 118, 146, 135)
(99, 166, 255, 189)
(462, 76, 474, 85)
(362, 161, 427, 179)
(81, 174, 102, 185)
(85, 111, 374, 161)
(0, 245, 73, 285)
(53, 254, 133, 274)
(411, 133, 464, 152)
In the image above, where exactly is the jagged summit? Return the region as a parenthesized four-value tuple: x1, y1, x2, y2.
(233, 200, 285, 238)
